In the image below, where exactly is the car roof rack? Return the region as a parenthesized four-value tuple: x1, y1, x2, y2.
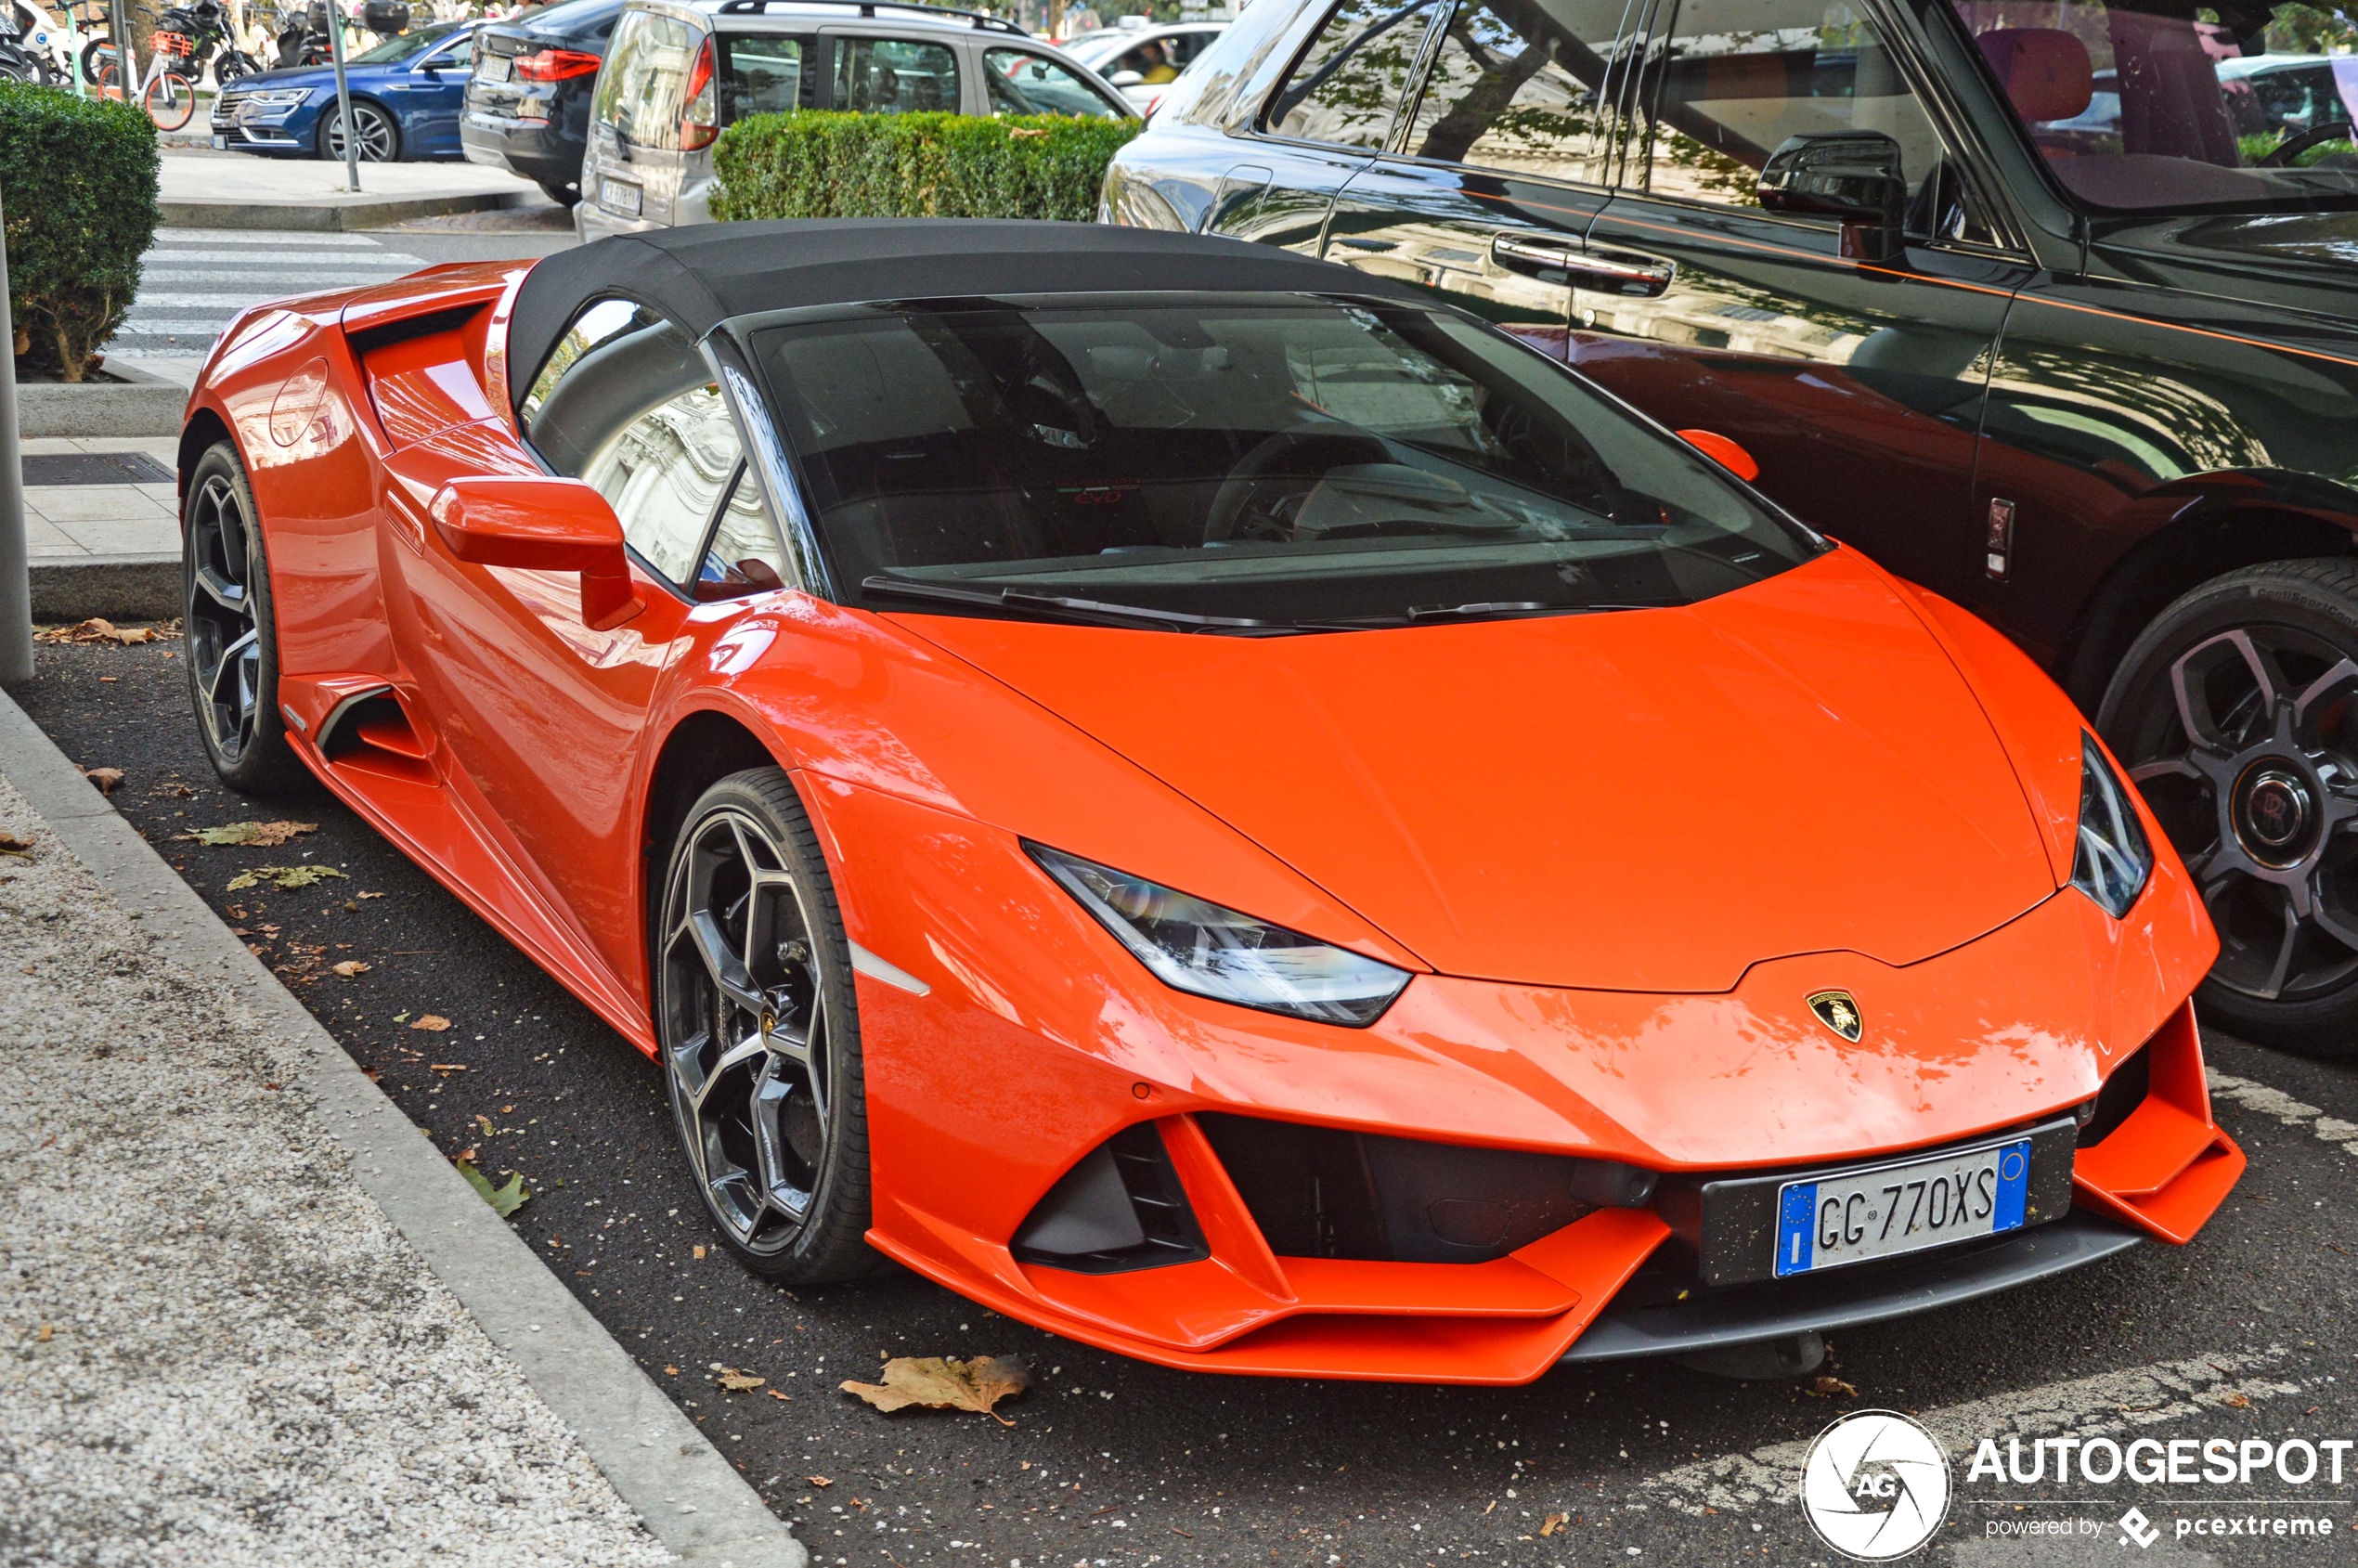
(712, 0, 1030, 35)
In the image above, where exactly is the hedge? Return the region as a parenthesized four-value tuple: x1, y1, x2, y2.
(710, 110, 1139, 224)
(0, 84, 158, 382)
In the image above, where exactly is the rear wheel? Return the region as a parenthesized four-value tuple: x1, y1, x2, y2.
(183, 442, 305, 797)
(79, 35, 113, 85)
(656, 770, 877, 1283)
(2100, 559, 2358, 1054)
(144, 70, 197, 130)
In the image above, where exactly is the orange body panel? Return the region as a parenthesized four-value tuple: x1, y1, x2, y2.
(175, 259, 2244, 1384)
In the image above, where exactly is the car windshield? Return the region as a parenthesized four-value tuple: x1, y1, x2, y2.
(1948, 0, 2358, 211)
(744, 296, 1820, 632)
(350, 19, 464, 62)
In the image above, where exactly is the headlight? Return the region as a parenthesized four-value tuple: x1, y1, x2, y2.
(243, 88, 312, 105)
(1027, 843, 1412, 1027)
(2072, 733, 2152, 918)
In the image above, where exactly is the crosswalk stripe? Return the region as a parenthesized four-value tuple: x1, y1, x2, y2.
(154, 229, 393, 247)
(147, 252, 426, 267)
(142, 270, 418, 287)
(111, 320, 244, 336)
(135, 292, 378, 309)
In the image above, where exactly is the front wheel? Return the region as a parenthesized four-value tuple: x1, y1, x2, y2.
(214, 48, 259, 83)
(656, 770, 877, 1283)
(183, 442, 306, 797)
(2099, 559, 2358, 1054)
(79, 35, 113, 84)
(144, 70, 197, 130)
(319, 98, 398, 162)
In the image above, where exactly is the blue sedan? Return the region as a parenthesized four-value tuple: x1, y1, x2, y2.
(209, 21, 475, 162)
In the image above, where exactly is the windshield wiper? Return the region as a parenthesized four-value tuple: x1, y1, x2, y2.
(862, 575, 1302, 634)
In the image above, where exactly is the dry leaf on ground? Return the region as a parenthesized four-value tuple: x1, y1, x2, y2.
(38, 618, 169, 645)
(331, 960, 369, 978)
(225, 864, 346, 891)
(410, 1014, 452, 1031)
(807, 1475, 833, 1487)
(1540, 1513, 1569, 1537)
(454, 1158, 528, 1217)
(1809, 1376, 1859, 1399)
(80, 767, 123, 794)
(0, 832, 32, 858)
(188, 821, 317, 847)
(840, 1355, 1030, 1423)
(2221, 1392, 2252, 1408)
(715, 1367, 765, 1392)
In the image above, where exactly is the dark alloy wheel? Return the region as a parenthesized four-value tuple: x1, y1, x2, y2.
(320, 99, 399, 162)
(2101, 560, 2358, 1053)
(182, 442, 304, 796)
(656, 770, 876, 1281)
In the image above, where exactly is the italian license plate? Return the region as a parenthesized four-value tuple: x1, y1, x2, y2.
(1773, 1137, 2030, 1277)
(479, 51, 510, 81)
(212, 133, 227, 149)
(601, 177, 641, 215)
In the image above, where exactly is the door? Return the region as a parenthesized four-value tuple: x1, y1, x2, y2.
(1572, 0, 2027, 599)
(384, 298, 787, 979)
(584, 8, 697, 226)
(1206, 0, 1449, 254)
(822, 31, 963, 115)
(982, 45, 1131, 120)
(1323, 0, 1648, 362)
(394, 31, 473, 157)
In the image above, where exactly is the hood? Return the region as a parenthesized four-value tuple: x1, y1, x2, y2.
(233, 63, 385, 90)
(896, 548, 2057, 993)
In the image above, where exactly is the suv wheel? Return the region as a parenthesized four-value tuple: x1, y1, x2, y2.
(2100, 559, 2358, 1054)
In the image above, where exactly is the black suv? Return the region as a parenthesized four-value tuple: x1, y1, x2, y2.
(462, 0, 627, 203)
(1109, 0, 2358, 1051)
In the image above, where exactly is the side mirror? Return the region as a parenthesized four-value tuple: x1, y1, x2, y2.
(428, 474, 644, 630)
(1675, 428, 1760, 483)
(1757, 131, 1906, 261)
(1108, 68, 1143, 86)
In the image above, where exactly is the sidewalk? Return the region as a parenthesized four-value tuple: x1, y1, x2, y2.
(0, 696, 806, 1567)
(19, 437, 187, 624)
(162, 146, 551, 230)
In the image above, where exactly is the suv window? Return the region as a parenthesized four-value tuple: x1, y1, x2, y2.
(835, 35, 959, 113)
(594, 10, 696, 151)
(719, 33, 806, 120)
(1267, 0, 1446, 149)
(1402, 0, 1639, 181)
(1638, 0, 1948, 211)
(1949, 0, 2358, 212)
(520, 297, 776, 590)
(985, 47, 1125, 117)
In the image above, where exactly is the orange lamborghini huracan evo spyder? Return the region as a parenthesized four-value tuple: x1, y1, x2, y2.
(175, 221, 2240, 1384)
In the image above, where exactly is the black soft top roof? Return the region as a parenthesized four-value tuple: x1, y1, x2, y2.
(504, 218, 1425, 417)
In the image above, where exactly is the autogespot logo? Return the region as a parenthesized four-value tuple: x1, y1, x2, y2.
(1800, 1409, 1953, 1561)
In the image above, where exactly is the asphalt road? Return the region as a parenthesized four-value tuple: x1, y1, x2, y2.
(16, 631, 2358, 1568)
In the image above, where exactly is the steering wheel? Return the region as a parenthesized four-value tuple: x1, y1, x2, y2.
(2262, 119, 2355, 167)
(1203, 429, 1393, 544)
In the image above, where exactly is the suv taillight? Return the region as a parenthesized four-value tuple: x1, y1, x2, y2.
(513, 46, 601, 81)
(680, 35, 716, 150)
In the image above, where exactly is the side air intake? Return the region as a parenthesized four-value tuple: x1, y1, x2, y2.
(1012, 1122, 1209, 1275)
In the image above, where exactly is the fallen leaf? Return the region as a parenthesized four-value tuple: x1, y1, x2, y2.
(808, 1475, 834, 1487)
(224, 864, 347, 891)
(1809, 1376, 1859, 1399)
(410, 1015, 452, 1032)
(2222, 1392, 2252, 1408)
(35, 1324, 52, 1342)
(332, 960, 369, 978)
(356, 890, 384, 900)
(767, 1388, 790, 1401)
(188, 821, 317, 847)
(840, 1355, 1030, 1423)
(664, 1365, 680, 1377)
(1540, 1513, 1568, 1537)
(428, 1063, 467, 1075)
(0, 832, 32, 858)
(1008, 125, 1050, 138)
(474, 1114, 497, 1137)
(37, 617, 166, 645)
(717, 1367, 766, 1392)
(81, 766, 123, 794)
(693, 1244, 706, 1260)
(454, 1159, 528, 1217)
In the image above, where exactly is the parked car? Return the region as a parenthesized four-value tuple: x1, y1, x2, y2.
(577, 0, 1132, 240)
(463, 0, 628, 204)
(210, 18, 473, 161)
(1108, 0, 2358, 1052)
(176, 219, 2235, 1378)
(1059, 15, 1225, 112)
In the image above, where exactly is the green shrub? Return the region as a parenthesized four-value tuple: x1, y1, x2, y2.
(711, 110, 1139, 224)
(0, 84, 159, 382)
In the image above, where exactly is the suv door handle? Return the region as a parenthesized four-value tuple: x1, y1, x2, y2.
(1491, 231, 1579, 276)
(1572, 249, 1676, 297)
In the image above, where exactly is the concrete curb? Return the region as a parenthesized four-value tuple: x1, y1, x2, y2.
(29, 553, 182, 623)
(0, 688, 807, 1568)
(18, 360, 187, 438)
(161, 192, 534, 231)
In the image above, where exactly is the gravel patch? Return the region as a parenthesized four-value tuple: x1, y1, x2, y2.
(0, 771, 674, 1568)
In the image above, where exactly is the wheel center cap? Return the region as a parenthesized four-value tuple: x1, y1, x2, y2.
(2234, 760, 2318, 866)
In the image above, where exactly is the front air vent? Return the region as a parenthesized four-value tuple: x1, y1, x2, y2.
(2077, 1043, 2152, 1148)
(1012, 1122, 1208, 1275)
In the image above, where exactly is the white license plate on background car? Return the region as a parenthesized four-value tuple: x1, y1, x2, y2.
(600, 177, 641, 216)
(212, 134, 227, 149)
(1773, 1137, 2030, 1276)
(479, 51, 510, 80)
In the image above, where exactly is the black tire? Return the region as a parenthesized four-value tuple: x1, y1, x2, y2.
(537, 179, 580, 207)
(655, 769, 878, 1283)
(318, 97, 399, 162)
(2099, 558, 2358, 1055)
(79, 34, 112, 84)
(182, 441, 306, 797)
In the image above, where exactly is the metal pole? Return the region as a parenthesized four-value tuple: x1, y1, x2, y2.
(107, 0, 127, 100)
(0, 185, 32, 688)
(327, 0, 356, 192)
